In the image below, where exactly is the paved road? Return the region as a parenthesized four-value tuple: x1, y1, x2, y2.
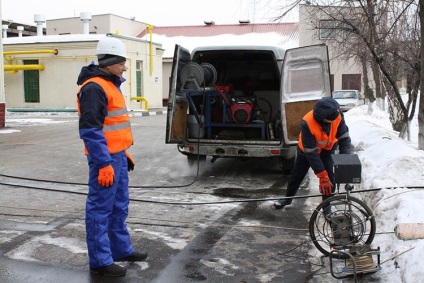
(0, 112, 334, 283)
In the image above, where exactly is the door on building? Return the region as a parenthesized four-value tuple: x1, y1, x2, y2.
(136, 61, 143, 97)
(23, 60, 40, 103)
(342, 74, 361, 91)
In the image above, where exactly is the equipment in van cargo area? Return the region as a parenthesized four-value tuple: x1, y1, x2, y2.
(166, 44, 331, 170)
(188, 114, 205, 138)
(180, 62, 217, 90)
(215, 84, 254, 124)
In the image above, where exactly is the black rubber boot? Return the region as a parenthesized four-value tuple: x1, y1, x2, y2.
(274, 198, 292, 210)
(90, 263, 127, 277)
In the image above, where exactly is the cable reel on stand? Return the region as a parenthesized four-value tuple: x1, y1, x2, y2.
(180, 62, 218, 164)
(180, 62, 218, 123)
(308, 154, 380, 282)
(180, 62, 217, 90)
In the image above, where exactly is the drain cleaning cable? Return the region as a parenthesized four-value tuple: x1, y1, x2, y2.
(1, 173, 423, 206)
(0, 178, 317, 205)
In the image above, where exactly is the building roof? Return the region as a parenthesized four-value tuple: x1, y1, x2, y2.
(138, 23, 299, 58)
(3, 33, 157, 46)
(140, 22, 298, 37)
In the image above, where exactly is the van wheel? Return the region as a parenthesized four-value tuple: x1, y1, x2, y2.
(187, 154, 206, 166)
(279, 157, 295, 174)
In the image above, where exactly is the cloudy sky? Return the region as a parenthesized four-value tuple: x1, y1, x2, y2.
(1, 0, 298, 27)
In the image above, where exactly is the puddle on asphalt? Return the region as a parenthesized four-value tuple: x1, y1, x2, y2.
(212, 187, 283, 198)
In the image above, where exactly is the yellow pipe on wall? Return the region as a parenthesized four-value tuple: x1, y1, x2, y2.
(4, 50, 58, 56)
(130, 96, 148, 110)
(3, 50, 56, 72)
(4, 64, 45, 71)
(148, 25, 153, 76)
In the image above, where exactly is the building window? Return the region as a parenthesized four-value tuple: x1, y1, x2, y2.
(23, 60, 40, 103)
(319, 20, 336, 39)
(343, 20, 358, 39)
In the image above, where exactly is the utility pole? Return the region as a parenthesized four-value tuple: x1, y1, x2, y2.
(0, 0, 6, 128)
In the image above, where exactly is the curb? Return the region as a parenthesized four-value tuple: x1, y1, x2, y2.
(5, 108, 168, 118)
(130, 108, 167, 117)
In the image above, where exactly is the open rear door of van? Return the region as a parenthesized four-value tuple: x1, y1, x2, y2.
(166, 44, 191, 144)
(280, 44, 331, 145)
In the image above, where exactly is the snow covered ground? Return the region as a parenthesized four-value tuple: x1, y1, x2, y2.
(305, 104, 424, 282)
(346, 105, 424, 282)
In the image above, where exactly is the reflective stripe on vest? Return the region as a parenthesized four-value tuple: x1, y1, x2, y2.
(77, 77, 133, 154)
(298, 110, 342, 154)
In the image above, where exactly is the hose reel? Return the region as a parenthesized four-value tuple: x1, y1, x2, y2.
(180, 62, 217, 90)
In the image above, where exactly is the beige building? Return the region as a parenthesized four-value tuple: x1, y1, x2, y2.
(47, 13, 149, 37)
(3, 14, 164, 111)
(4, 33, 163, 110)
(299, 4, 366, 92)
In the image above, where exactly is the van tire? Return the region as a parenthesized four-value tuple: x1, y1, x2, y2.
(279, 157, 295, 174)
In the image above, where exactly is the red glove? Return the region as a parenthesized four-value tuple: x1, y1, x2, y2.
(316, 170, 333, 196)
(98, 165, 114, 187)
(125, 151, 135, 172)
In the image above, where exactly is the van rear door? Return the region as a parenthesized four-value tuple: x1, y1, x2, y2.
(166, 45, 191, 144)
(280, 44, 331, 145)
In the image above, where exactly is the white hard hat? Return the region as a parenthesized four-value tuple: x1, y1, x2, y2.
(96, 36, 126, 57)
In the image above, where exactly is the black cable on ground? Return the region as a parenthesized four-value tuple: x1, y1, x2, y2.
(1, 174, 424, 206)
(0, 180, 318, 205)
(0, 172, 199, 189)
(2, 172, 424, 192)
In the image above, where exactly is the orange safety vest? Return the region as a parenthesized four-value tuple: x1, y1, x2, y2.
(77, 77, 133, 154)
(298, 110, 342, 154)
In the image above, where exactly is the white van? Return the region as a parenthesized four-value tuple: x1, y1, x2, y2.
(165, 44, 331, 170)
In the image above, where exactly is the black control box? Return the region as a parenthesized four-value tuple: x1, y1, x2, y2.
(331, 154, 361, 184)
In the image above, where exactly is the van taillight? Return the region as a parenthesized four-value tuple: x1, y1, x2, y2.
(270, 149, 280, 155)
(185, 146, 195, 153)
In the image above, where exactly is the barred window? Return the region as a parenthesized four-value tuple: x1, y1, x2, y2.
(319, 20, 336, 40)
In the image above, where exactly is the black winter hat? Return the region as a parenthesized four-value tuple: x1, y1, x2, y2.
(313, 97, 340, 122)
(97, 54, 126, 68)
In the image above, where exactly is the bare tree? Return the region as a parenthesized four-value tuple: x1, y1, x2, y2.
(419, 0, 424, 149)
(274, 0, 422, 145)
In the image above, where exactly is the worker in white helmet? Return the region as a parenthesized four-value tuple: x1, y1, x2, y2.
(76, 36, 147, 277)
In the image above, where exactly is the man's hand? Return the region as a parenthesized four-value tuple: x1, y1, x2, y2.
(316, 170, 333, 196)
(126, 151, 135, 171)
(98, 165, 114, 187)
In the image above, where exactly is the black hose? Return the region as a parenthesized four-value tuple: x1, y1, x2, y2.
(0, 175, 423, 206)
